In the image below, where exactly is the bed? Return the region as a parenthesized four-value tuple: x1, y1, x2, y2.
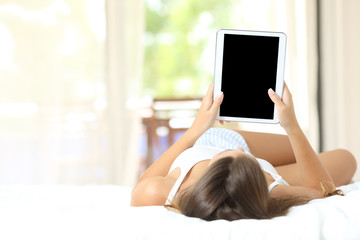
(1, 182, 360, 240)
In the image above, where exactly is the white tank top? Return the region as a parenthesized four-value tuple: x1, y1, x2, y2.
(165, 146, 288, 205)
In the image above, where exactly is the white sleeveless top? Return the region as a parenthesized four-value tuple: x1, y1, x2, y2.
(165, 146, 288, 205)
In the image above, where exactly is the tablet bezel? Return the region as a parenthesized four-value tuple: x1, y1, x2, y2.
(213, 29, 286, 124)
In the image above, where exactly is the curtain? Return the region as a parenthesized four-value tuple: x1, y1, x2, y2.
(0, 1, 110, 184)
(106, 0, 144, 185)
(286, 0, 319, 150)
(236, 0, 319, 151)
(319, 0, 360, 178)
(0, 0, 143, 185)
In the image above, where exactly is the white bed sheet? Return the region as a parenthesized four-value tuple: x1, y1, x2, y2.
(0, 182, 360, 240)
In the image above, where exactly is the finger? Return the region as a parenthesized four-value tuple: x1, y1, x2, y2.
(282, 82, 288, 95)
(219, 120, 224, 125)
(210, 91, 223, 112)
(204, 83, 214, 101)
(283, 81, 288, 90)
(281, 82, 293, 105)
(268, 88, 283, 107)
(201, 83, 214, 109)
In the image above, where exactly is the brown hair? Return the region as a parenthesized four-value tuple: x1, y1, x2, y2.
(320, 181, 344, 197)
(174, 155, 309, 221)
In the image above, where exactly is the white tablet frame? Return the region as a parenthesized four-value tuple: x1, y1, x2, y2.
(213, 29, 286, 124)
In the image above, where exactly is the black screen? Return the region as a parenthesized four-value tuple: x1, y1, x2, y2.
(220, 34, 279, 119)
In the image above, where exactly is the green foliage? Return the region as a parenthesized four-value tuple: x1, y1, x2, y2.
(143, 0, 236, 98)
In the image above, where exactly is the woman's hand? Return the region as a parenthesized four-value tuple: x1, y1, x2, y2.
(190, 83, 224, 135)
(269, 83, 337, 195)
(134, 83, 222, 186)
(268, 82, 299, 132)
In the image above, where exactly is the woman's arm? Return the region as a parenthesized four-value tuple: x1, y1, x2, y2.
(268, 83, 336, 194)
(136, 83, 224, 183)
(131, 83, 223, 206)
(235, 130, 296, 166)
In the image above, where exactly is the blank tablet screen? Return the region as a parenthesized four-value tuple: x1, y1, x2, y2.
(220, 34, 280, 119)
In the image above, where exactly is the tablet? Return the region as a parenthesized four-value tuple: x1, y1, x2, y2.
(213, 29, 286, 123)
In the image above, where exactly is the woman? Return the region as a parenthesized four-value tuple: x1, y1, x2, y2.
(131, 83, 357, 221)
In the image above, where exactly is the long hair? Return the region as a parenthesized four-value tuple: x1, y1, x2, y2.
(174, 155, 309, 221)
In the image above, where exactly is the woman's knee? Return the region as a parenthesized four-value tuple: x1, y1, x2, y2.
(333, 149, 357, 184)
(335, 149, 357, 171)
(320, 149, 357, 185)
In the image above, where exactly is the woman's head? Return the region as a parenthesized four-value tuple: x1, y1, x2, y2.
(177, 151, 271, 221)
(175, 150, 308, 221)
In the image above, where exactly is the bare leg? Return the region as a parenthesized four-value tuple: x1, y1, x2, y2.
(276, 149, 357, 187)
(235, 129, 296, 166)
(234, 129, 357, 186)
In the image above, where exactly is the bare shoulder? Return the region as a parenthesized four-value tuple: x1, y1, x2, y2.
(131, 176, 175, 207)
(270, 184, 323, 200)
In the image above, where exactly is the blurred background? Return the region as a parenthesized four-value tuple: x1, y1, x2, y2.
(0, 0, 359, 186)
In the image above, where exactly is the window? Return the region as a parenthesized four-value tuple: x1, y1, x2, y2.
(142, 0, 318, 150)
(143, 0, 288, 99)
(0, 0, 108, 184)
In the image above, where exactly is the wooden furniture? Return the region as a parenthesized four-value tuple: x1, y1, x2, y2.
(141, 98, 202, 168)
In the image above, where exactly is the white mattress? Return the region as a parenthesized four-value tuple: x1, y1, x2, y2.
(1, 182, 360, 240)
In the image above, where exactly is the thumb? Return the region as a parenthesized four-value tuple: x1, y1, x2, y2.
(210, 91, 224, 112)
(268, 88, 283, 107)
